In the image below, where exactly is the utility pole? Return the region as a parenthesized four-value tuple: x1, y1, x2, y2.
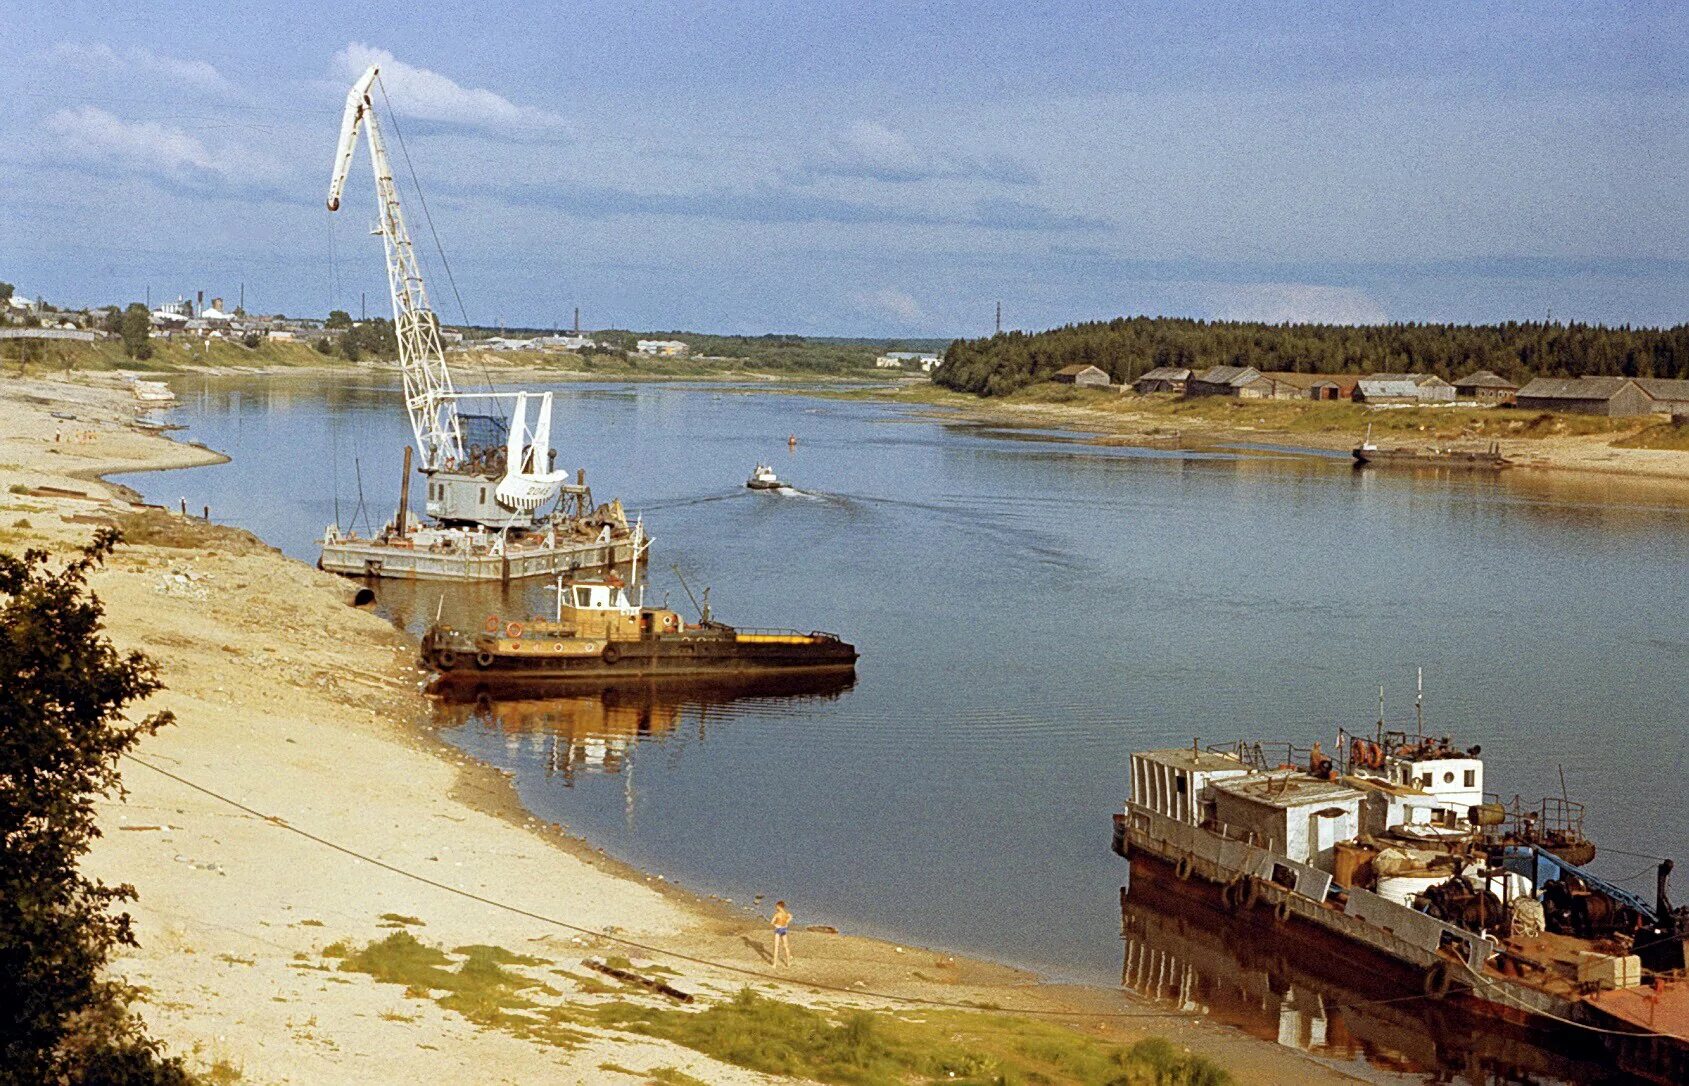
(995, 301, 1002, 335)
(361, 291, 366, 321)
(574, 306, 580, 336)
(145, 285, 150, 309)
(239, 281, 245, 313)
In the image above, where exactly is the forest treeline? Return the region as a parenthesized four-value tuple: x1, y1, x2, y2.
(935, 317, 1689, 397)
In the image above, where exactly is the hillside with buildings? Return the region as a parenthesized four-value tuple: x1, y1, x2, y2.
(936, 316, 1689, 401)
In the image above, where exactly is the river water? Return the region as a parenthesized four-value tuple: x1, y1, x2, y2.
(120, 372, 1688, 1084)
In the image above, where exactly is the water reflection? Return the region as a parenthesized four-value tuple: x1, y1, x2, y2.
(1119, 876, 1621, 1085)
(434, 672, 858, 785)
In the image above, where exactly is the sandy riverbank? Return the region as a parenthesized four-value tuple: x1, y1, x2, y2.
(0, 371, 1363, 1085)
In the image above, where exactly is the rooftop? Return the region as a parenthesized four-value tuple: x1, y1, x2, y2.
(1454, 369, 1519, 389)
(1212, 770, 1364, 809)
(1134, 748, 1248, 773)
(1516, 376, 1636, 400)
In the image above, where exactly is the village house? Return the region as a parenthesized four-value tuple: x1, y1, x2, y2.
(1238, 372, 1359, 401)
(1131, 366, 1192, 394)
(1051, 363, 1110, 387)
(1634, 378, 1689, 418)
(1353, 378, 1425, 404)
(1514, 377, 1656, 416)
(1185, 365, 1261, 397)
(875, 351, 942, 371)
(1452, 370, 1519, 405)
(636, 339, 689, 358)
(1365, 373, 1456, 402)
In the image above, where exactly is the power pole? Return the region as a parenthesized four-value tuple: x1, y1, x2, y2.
(995, 301, 1002, 335)
(361, 291, 366, 321)
(239, 281, 245, 313)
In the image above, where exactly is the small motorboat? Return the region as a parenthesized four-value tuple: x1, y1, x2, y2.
(746, 464, 787, 490)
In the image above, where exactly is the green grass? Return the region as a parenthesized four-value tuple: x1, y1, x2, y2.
(1, 336, 332, 373)
(588, 988, 1229, 1086)
(644, 1068, 709, 1086)
(329, 935, 1228, 1085)
(378, 912, 426, 927)
(1614, 417, 1689, 450)
(333, 932, 584, 1048)
(203, 1058, 244, 1084)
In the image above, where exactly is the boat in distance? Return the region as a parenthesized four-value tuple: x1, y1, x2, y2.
(421, 577, 857, 689)
(1352, 429, 1511, 469)
(746, 463, 788, 490)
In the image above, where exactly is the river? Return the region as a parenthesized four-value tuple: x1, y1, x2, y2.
(119, 371, 1688, 1085)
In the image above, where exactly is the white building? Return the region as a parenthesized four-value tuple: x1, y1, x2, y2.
(636, 339, 689, 358)
(875, 351, 942, 371)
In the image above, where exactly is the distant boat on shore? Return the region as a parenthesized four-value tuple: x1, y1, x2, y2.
(1352, 427, 1510, 469)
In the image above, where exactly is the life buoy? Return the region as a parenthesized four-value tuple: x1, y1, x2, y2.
(1243, 878, 1263, 910)
(1174, 856, 1194, 881)
(1422, 959, 1455, 1000)
(1221, 880, 1244, 908)
(1274, 897, 1292, 924)
(475, 651, 494, 669)
(436, 650, 458, 670)
(505, 621, 524, 639)
(602, 644, 621, 665)
(484, 615, 500, 634)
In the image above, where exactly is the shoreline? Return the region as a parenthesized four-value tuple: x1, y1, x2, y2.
(821, 382, 1689, 490)
(0, 370, 1362, 1084)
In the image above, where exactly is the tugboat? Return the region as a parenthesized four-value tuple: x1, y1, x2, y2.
(421, 574, 856, 689)
(746, 463, 787, 490)
(1111, 718, 1689, 1084)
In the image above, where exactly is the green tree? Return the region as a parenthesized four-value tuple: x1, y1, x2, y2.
(338, 330, 361, 362)
(0, 532, 189, 1084)
(118, 304, 152, 361)
(325, 309, 353, 329)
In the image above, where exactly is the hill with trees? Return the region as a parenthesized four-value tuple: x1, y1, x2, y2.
(935, 317, 1689, 397)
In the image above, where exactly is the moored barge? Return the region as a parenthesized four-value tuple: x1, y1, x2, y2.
(1112, 729, 1688, 1083)
(422, 577, 857, 689)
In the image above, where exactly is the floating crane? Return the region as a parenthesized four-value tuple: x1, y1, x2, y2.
(327, 63, 567, 528)
(318, 65, 646, 581)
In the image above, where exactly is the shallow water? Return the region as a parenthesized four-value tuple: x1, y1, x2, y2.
(120, 373, 1688, 1084)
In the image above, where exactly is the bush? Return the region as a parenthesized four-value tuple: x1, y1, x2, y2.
(0, 531, 189, 1083)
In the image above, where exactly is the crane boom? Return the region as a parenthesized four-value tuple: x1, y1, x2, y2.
(327, 64, 463, 470)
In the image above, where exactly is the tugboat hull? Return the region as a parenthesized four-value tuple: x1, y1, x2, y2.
(423, 627, 857, 689)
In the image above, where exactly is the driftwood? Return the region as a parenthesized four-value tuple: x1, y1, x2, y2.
(584, 958, 693, 1003)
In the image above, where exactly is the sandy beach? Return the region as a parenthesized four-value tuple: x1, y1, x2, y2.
(0, 370, 1361, 1084)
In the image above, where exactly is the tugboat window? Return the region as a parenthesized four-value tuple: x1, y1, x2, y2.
(1464, 769, 1475, 788)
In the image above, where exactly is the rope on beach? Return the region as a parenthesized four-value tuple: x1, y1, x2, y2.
(120, 754, 1200, 1020)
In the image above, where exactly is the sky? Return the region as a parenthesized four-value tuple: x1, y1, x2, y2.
(2, 1, 1687, 336)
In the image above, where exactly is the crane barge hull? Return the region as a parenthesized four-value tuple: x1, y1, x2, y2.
(320, 533, 642, 581)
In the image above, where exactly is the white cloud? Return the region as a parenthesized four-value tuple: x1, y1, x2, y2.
(805, 121, 1035, 185)
(331, 43, 566, 133)
(851, 288, 925, 324)
(44, 106, 275, 187)
(1202, 283, 1387, 325)
(53, 42, 230, 91)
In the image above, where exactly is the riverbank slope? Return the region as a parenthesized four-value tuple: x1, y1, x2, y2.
(0, 372, 1359, 1085)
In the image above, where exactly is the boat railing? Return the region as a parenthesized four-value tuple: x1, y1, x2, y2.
(1204, 740, 1315, 773)
(1485, 792, 1589, 843)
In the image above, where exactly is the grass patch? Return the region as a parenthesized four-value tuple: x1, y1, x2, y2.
(204, 1058, 243, 1084)
(333, 932, 585, 1048)
(7, 484, 30, 494)
(1614, 417, 1689, 450)
(111, 508, 274, 555)
(378, 912, 426, 927)
(452, 943, 548, 966)
(644, 1068, 709, 1086)
(296, 918, 325, 928)
(588, 988, 1229, 1086)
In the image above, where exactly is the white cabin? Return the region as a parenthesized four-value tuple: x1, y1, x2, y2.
(1128, 749, 1252, 826)
(1209, 772, 1365, 868)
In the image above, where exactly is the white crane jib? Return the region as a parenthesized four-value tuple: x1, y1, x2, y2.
(326, 64, 567, 521)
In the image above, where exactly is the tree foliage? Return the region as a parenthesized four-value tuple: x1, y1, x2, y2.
(118, 304, 153, 362)
(325, 309, 353, 329)
(936, 317, 1689, 397)
(0, 531, 189, 1084)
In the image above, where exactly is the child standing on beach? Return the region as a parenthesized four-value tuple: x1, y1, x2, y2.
(771, 900, 793, 967)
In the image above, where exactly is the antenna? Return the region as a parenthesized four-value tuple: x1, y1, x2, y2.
(1415, 667, 1424, 737)
(672, 564, 705, 622)
(1377, 685, 1385, 745)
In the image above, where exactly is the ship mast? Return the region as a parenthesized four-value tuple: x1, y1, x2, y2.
(327, 65, 463, 471)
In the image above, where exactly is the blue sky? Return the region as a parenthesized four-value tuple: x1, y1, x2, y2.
(2, 1, 1686, 336)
